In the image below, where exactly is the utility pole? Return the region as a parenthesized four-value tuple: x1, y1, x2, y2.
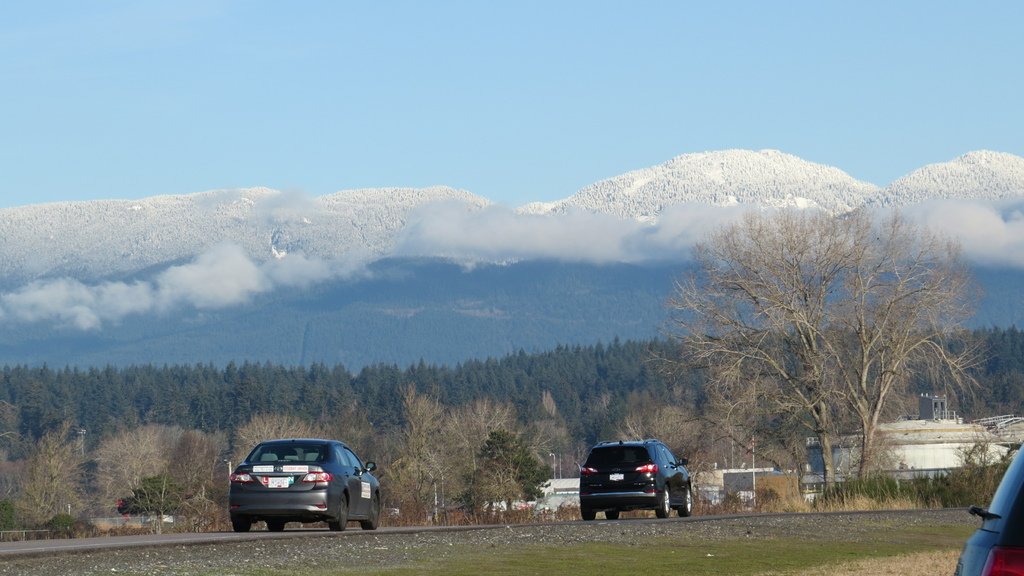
(751, 436, 756, 508)
(77, 427, 86, 457)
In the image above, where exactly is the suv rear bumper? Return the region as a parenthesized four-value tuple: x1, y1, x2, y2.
(580, 491, 658, 511)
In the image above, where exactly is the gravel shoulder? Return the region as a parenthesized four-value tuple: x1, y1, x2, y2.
(0, 509, 978, 576)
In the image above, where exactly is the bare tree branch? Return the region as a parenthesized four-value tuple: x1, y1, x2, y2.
(667, 209, 977, 484)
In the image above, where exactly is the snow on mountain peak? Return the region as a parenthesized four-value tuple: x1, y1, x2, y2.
(878, 150, 1024, 205)
(0, 186, 489, 286)
(525, 149, 881, 220)
(3, 150, 1024, 287)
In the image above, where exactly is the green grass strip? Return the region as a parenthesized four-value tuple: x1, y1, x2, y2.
(240, 523, 973, 576)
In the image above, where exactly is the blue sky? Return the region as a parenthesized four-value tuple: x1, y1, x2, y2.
(2, 1, 1022, 209)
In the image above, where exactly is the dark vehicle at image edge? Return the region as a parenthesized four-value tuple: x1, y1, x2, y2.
(579, 439, 693, 521)
(229, 438, 380, 532)
(957, 446, 1024, 575)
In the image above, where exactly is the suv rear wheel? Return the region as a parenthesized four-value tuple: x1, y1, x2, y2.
(677, 484, 693, 517)
(655, 487, 671, 519)
(604, 510, 620, 520)
(581, 507, 596, 521)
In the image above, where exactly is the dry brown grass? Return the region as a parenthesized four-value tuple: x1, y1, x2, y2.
(757, 548, 960, 576)
(809, 494, 924, 512)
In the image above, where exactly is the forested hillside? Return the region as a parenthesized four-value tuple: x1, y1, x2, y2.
(0, 339, 683, 455)
(4, 328, 1024, 457)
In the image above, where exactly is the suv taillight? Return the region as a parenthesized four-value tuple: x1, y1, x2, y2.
(302, 472, 333, 483)
(230, 473, 254, 484)
(635, 463, 658, 474)
(983, 546, 1024, 576)
(580, 466, 598, 475)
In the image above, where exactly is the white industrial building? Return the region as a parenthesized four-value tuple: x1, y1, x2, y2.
(803, 394, 1017, 488)
(537, 478, 580, 511)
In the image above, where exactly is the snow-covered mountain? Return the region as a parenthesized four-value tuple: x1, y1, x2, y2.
(3, 149, 1024, 287)
(520, 149, 883, 220)
(876, 151, 1024, 205)
(0, 186, 489, 285)
(4, 149, 1024, 368)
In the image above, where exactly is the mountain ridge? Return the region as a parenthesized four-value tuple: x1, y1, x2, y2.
(3, 149, 1024, 368)
(2, 148, 1024, 287)
(2, 149, 1023, 287)
(877, 150, 1024, 206)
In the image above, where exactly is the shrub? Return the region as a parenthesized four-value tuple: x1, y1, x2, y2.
(46, 514, 75, 536)
(0, 499, 17, 531)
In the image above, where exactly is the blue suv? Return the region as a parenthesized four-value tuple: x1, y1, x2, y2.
(579, 439, 693, 521)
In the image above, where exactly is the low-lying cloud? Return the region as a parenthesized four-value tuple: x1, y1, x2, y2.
(392, 203, 750, 263)
(396, 199, 1024, 269)
(0, 243, 350, 330)
(901, 199, 1024, 268)
(4, 196, 1024, 331)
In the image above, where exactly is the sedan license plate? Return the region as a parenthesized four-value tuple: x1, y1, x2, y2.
(268, 476, 291, 488)
(609, 473, 624, 481)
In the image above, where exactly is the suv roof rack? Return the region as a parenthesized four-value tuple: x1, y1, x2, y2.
(594, 439, 661, 446)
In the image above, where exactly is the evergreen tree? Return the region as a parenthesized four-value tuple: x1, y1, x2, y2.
(465, 429, 551, 513)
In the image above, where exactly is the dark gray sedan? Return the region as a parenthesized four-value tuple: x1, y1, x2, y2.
(229, 438, 380, 532)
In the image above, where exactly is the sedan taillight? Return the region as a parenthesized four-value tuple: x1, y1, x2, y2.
(230, 473, 254, 484)
(982, 546, 1024, 576)
(302, 472, 333, 483)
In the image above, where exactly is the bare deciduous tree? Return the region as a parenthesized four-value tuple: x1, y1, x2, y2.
(15, 422, 83, 526)
(93, 425, 182, 514)
(170, 429, 226, 496)
(444, 397, 515, 475)
(387, 386, 447, 522)
(670, 209, 977, 484)
(231, 413, 324, 464)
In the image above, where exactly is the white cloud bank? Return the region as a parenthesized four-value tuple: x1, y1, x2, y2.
(396, 199, 1024, 269)
(0, 243, 348, 330)
(901, 199, 1024, 268)
(4, 197, 1024, 331)
(392, 203, 750, 263)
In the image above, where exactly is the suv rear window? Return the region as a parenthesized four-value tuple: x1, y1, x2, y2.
(585, 446, 651, 467)
(249, 443, 327, 464)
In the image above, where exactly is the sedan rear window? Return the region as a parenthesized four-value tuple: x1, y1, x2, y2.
(248, 443, 327, 464)
(585, 446, 651, 467)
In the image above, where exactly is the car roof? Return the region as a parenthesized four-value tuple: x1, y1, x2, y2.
(592, 439, 662, 447)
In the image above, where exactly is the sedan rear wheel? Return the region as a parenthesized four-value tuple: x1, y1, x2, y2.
(231, 518, 251, 533)
(266, 520, 286, 532)
(328, 493, 349, 531)
(655, 487, 671, 519)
